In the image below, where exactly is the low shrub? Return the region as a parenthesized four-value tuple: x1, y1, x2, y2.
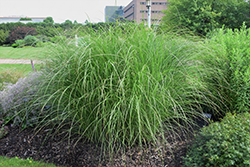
(11, 43, 18, 48)
(0, 72, 44, 128)
(15, 39, 25, 48)
(24, 35, 38, 46)
(184, 112, 250, 167)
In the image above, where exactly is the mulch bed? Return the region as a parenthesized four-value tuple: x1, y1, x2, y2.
(0, 123, 200, 167)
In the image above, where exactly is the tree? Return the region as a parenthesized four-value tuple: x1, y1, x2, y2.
(9, 26, 37, 44)
(0, 30, 9, 45)
(43, 17, 54, 25)
(161, 0, 250, 36)
(63, 20, 73, 29)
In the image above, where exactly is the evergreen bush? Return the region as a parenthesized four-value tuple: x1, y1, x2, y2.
(184, 112, 250, 167)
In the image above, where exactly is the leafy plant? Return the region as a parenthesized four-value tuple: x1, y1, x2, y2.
(161, 0, 250, 36)
(208, 24, 250, 113)
(0, 72, 44, 128)
(0, 29, 9, 45)
(11, 43, 19, 48)
(24, 35, 38, 46)
(20, 18, 32, 21)
(184, 112, 250, 167)
(9, 26, 37, 44)
(15, 39, 25, 48)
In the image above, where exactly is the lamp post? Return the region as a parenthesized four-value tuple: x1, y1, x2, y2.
(146, 0, 151, 28)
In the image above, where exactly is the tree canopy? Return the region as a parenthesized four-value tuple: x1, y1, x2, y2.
(161, 0, 250, 36)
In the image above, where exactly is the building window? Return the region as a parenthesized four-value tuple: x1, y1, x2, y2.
(152, 11, 162, 13)
(124, 5, 134, 13)
(140, 10, 162, 13)
(140, 2, 146, 5)
(152, 2, 168, 5)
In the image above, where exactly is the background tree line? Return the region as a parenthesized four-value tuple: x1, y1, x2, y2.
(0, 17, 119, 46)
(160, 0, 250, 36)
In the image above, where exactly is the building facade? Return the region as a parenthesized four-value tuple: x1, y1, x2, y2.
(105, 6, 124, 22)
(0, 17, 46, 24)
(123, 0, 168, 24)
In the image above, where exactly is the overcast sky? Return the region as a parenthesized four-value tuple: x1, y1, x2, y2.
(0, 0, 132, 23)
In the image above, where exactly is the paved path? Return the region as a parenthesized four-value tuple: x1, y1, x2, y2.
(0, 59, 42, 64)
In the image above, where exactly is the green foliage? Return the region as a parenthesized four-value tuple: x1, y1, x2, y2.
(20, 18, 32, 21)
(24, 35, 38, 46)
(9, 26, 37, 44)
(0, 69, 24, 91)
(0, 72, 44, 128)
(184, 112, 250, 167)
(50, 35, 66, 43)
(11, 43, 19, 48)
(19, 24, 222, 157)
(0, 156, 59, 167)
(208, 24, 250, 113)
(161, 0, 250, 36)
(35, 42, 52, 47)
(43, 17, 54, 25)
(0, 30, 9, 45)
(15, 39, 25, 48)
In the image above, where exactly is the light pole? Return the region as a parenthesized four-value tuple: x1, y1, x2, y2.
(146, 0, 151, 28)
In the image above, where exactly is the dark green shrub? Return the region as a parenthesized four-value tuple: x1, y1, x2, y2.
(24, 35, 37, 46)
(184, 112, 250, 167)
(15, 39, 24, 48)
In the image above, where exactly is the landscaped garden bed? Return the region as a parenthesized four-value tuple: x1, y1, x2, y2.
(1, 23, 250, 166)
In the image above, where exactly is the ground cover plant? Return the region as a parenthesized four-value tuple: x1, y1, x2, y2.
(0, 47, 47, 59)
(0, 23, 227, 165)
(184, 112, 250, 166)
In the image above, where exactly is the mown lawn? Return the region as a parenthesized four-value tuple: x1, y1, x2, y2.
(0, 64, 41, 74)
(0, 47, 47, 60)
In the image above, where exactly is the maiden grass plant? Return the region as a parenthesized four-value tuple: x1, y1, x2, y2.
(10, 24, 223, 158)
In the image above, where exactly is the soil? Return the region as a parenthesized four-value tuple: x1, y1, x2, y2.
(0, 122, 202, 167)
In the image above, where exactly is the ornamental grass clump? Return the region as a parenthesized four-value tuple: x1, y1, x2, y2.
(20, 24, 223, 156)
(184, 112, 250, 166)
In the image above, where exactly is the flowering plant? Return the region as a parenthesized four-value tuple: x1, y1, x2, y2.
(0, 71, 44, 128)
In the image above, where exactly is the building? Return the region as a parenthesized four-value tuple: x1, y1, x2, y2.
(0, 17, 46, 24)
(123, 0, 168, 24)
(105, 6, 124, 22)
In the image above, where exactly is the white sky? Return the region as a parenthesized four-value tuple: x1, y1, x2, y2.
(0, 0, 132, 23)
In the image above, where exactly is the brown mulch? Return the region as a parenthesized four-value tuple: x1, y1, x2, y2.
(0, 123, 203, 167)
